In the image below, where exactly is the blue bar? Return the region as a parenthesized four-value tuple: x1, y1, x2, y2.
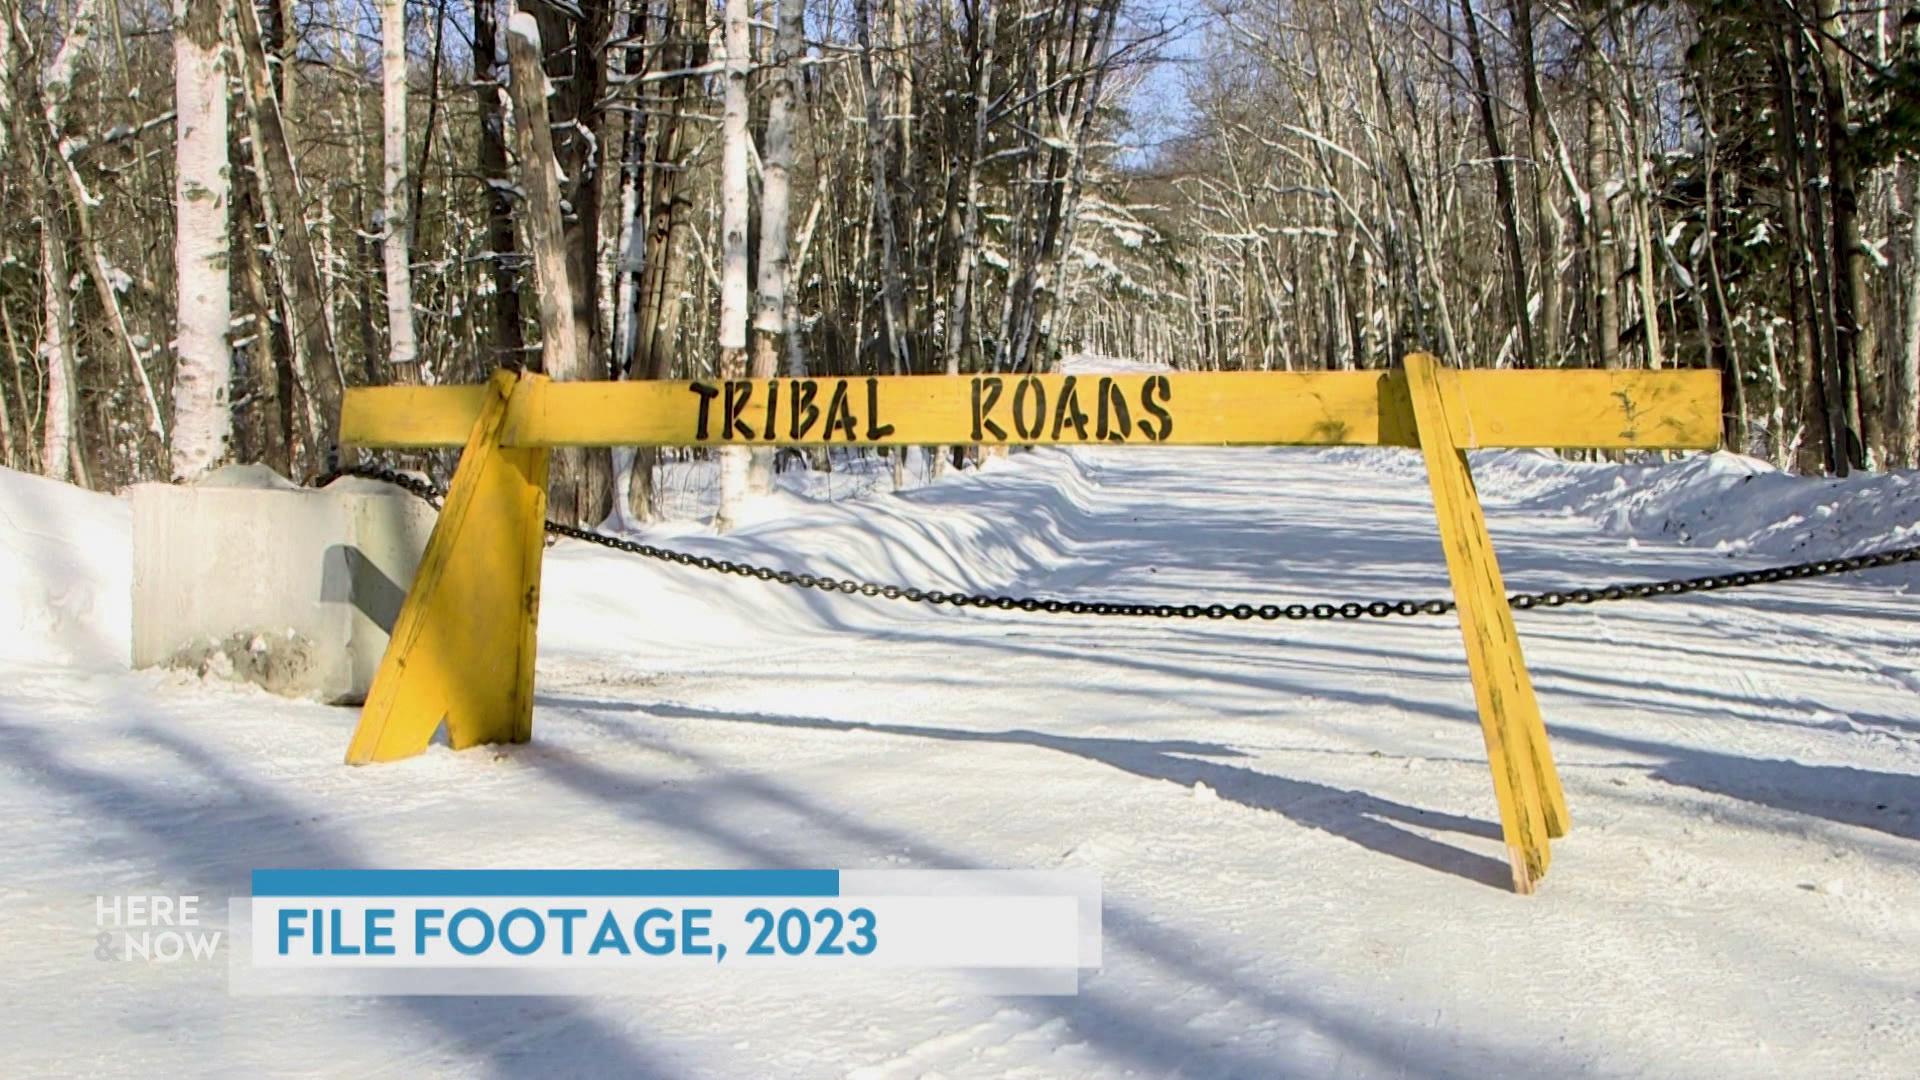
(251, 869, 840, 897)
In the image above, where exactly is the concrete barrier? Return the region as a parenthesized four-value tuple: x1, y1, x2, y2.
(131, 465, 437, 703)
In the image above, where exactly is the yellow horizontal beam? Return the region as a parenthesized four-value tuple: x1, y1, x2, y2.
(341, 384, 490, 449)
(341, 369, 1721, 451)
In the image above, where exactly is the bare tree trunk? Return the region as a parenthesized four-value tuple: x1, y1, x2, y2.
(609, 3, 646, 382)
(0, 0, 14, 164)
(714, 0, 752, 530)
(506, 16, 582, 375)
(1629, 174, 1666, 369)
(0, 277, 14, 467)
(59, 169, 168, 457)
(1693, 74, 1746, 455)
(230, 0, 342, 456)
(473, 0, 524, 370)
(1769, 38, 1832, 471)
(343, 18, 384, 388)
(752, 0, 802, 370)
(1585, 34, 1620, 371)
(1814, 0, 1875, 468)
(611, 114, 644, 378)
(231, 118, 290, 475)
(380, 0, 418, 379)
(37, 211, 79, 483)
(749, 0, 802, 492)
(1782, 29, 1850, 473)
(2, 280, 39, 473)
(408, 0, 448, 254)
(1511, 0, 1562, 364)
(171, 0, 234, 481)
(24, 0, 149, 480)
(0, 353, 12, 469)
(1610, 17, 1664, 371)
(514, 12, 610, 525)
(1896, 164, 1920, 468)
(637, 0, 706, 384)
(35, 0, 168, 468)
(784, 194, 821, 380)
(938, 0, 996, 474)
(1458, 0, 1535, 369)
(532, 0, 611, 381)
(270, 0, 296, 114)
(888, 0, 921, 386)
(635, 0, 704, 385)
(627, 0, 708, 522)
(855, 0, 911, 378)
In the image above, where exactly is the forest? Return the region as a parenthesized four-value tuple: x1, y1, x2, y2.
(2, 0, 1917, 528)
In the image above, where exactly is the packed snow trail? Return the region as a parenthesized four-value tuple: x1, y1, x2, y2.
(1, 448, 1916, 1078)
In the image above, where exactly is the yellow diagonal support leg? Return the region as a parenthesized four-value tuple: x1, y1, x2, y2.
(345, 369, 552, 764)
(1452, 447, 1570, 841)
(1402, 353, 1567, 893)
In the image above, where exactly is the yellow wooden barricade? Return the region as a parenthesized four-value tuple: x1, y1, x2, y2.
(338, 355, 1720, 894)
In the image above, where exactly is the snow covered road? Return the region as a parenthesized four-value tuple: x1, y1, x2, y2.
(2, 447, 1916, 1077)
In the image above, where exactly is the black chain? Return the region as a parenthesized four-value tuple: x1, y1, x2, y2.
(313, 463, 1920, 622)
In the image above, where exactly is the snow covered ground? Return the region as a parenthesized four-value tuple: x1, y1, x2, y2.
(1, 440, 1916, 1078)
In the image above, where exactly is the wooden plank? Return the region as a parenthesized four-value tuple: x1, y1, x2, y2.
(345, 370, 552, 764)
(506, 378, 551, 743)
(1452, 368, 1720, 449)
(1403, 353, 1562, 893)
(340, 383, 487, 448)
(342, 368, 1721, 451)
(1449, 443, 1571, 840)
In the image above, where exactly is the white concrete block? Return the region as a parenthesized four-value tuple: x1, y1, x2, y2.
(131, 465, 437, 702)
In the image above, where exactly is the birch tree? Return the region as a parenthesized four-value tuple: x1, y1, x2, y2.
(380, 0, 417, 378)
(170, 0, 234, 481)
(38, 205, 81, 483)
(1585, 25, 1621, 372)
(752, 0, 802, 377)
(19, 0, 84, 482)
(714, 0, 752, 530)
(749, 0, 805, 492)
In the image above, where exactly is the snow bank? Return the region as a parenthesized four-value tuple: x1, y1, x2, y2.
(1490, 450, 1920, 560)
(0, 465, 130, 669)
(1328, 447, 1920, 567)
(539, 449, 1106, 659)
